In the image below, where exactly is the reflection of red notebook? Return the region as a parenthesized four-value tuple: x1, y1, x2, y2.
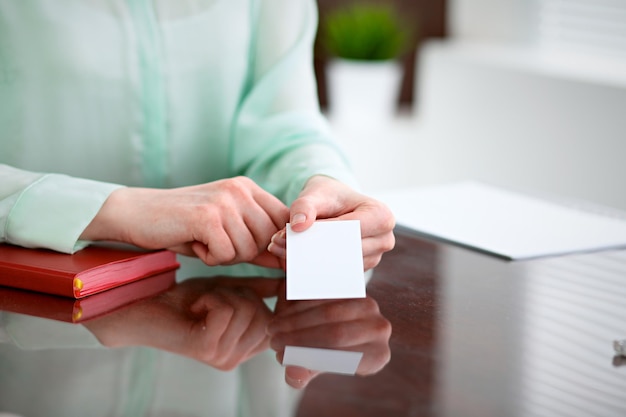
(0, 243, 180, 298)
(0, 270, 176, 323)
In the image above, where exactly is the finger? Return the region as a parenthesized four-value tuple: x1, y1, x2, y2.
(288, 193, 325, 233)
(270, 317, 391, 351)
(243, 207, 283, 254)
(189, 294, 235, 357)
(249, 251, 284, 270)
(288, 176, 354, 232)
(221, 313, 271, 370)
(288, 176, 340, 232)
(211, 289, 270, 369)
(363, 254, 383, 271)
(351, 342, 392, 375)
(274, 351, 321, 389)
(361, 232, 396, 256)
(329, 203, 396, 239)
(361, 232, 396, 270)
(223, 216, 263, 264)
(284, 365, 321, 389)
(272, 299, 332, 319)
(167, 243, 196, 257)
(276, 343, 389, 378)
(236, 302, 273, 357)
(248, 332, 272, 358)
(271, 229, 287, 247)
(268, 298, 380, 335)
(214, 277, 284, 300)
(251, 185, 290, 231)
(273, 279, 290, 314)
(186, 242, 281, 268)
(192, 228, 237, 266)
(267, 229, 286, 258)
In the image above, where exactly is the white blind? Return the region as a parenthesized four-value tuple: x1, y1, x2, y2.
(535, 0, 626, 58)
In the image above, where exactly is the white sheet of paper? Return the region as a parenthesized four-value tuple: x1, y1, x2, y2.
(286, 220, 365, 300)
(377, 181, 626, 260)
(282, 346, 363, 375)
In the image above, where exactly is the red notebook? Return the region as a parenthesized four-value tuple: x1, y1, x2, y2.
(0, 243, 180, 298)
(0, 269, 176, 323)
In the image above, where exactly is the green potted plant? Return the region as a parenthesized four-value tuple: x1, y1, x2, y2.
(319, 3, 413, 126)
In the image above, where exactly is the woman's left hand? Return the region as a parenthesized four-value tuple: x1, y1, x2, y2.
(267, 281, 392, 389)
(267, 175, 396, 270)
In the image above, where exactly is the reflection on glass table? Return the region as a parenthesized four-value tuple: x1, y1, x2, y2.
(9, 228, 624, 416)
(0, 275, 391, 417)
(295, 228, 626, 417)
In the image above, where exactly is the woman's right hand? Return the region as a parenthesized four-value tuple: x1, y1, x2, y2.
(81, 176, 289, 267)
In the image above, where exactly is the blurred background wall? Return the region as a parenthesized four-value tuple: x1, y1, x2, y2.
(315, 0, 626, 211)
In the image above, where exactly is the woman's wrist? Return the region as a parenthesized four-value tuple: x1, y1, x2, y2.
(80, 187, 131, 243)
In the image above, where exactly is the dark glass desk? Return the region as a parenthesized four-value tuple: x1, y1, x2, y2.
(1, 228, 625, 417)
(298, 227, 626, 417)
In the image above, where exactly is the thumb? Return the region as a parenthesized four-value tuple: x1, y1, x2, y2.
(288, 195, 319, 232)
(284, 365, 321, 389)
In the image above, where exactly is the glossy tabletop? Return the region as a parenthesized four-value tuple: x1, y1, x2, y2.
(2, 227, 626, 417)
(298, 227, 626, 417)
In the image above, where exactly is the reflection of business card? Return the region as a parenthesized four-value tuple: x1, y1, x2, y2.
(286, 220, 365, 300)
(283, 346, 363, 375)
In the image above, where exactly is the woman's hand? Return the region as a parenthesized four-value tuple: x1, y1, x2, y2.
(84, 277, 282, 371)
(268, 175, 395, 270)
(81, 177, 289, 267)
(267, 282, 392, 389)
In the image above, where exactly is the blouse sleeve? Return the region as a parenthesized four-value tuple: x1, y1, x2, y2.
(230, 0, 359, 205)
(0, 164, 123, 253)
(0, 311, 102, 349)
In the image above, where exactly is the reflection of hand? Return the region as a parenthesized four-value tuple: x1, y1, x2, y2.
(268, 175, 395, 270)
(267, 282, 392, 389)
(85, 277, 282, 370)
(81, 177, 289, 268)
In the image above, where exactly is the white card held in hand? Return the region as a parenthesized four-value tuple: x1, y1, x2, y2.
(286, 220, 365, 300)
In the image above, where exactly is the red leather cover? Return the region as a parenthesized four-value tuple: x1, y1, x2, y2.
(0, 243, 179, 298)
(0, 269, 176, 322)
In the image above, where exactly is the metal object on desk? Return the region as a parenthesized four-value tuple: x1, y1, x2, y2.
(613, 340, 626, 367)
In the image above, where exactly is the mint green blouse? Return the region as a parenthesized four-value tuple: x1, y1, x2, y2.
(0, 0, 356, 254)
(0, 1, 355, 415)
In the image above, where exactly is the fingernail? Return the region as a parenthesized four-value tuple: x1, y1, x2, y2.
(271, 230, 286, 244)
(286, 375, 304, 387)
(267, 242, 286, 257)
(269, 336, 283, 351)
(291, 213, 306, 226)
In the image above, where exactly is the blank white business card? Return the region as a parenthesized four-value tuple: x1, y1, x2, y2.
(286, 220, 365, 300)
(282, 346, 364, 375)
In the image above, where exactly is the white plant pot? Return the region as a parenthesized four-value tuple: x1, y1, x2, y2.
(326, 58, 403, 128)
